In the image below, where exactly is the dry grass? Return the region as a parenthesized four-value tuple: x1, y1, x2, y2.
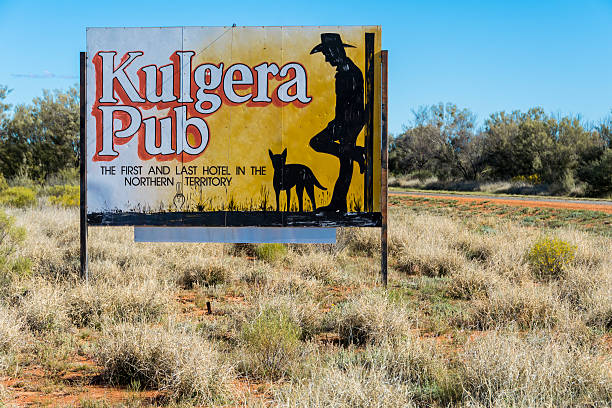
(584, 274, 612, 330)
(461, 331, 612, 407)
(447, 264, 497, 300)
(67, 279, 172, 327)
(327, 290, 413, 345)
(467, 281, 564, 330)
(17, 280, 71, 332)
(94, 322, 234, 404)
(237, 307, 306, 381)
(390, 214, 467, 276)
(275, 363, 420, 408)
(251, 263, 323, 299)
(337, 227, 380, 256)
(0, 304, 26, 374)
(388, 175, 555, 195)
(396, 247, 465, 277)
(276, 335, 461, 407)
(253, 294, 323, 340)
(0, 384, 12, 404)
(175, 256, 233, 288)
(293, 251, 349, 286)
(1, 202, 611, 406)
(332, 337, 462, 404)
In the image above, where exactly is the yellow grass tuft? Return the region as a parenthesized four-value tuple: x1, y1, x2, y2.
(95, 322, 234, 404)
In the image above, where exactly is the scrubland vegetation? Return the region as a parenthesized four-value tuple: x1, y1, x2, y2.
(0, 82, 610, 407)
(0, 196, 610, 407)
(2, 84, 612, 198)
(389, 103, 612, 197)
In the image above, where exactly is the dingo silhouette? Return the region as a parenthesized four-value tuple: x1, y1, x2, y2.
(268, 148, 326, 212)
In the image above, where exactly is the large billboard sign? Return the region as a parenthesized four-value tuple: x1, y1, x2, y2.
(86, 26, 382, 227)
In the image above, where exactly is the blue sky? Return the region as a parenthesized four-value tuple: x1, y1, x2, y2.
(1, 0, 611, 134)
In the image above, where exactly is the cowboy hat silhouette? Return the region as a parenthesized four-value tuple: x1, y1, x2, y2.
(310, 33, 356, 54)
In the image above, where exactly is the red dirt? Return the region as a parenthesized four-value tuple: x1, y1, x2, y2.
(232, 378, 272, 402)
(1, 360, 161, 407)
(397, 193, 612, 214)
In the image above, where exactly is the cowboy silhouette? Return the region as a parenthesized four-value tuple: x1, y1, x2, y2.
(310, 33, 366, 212)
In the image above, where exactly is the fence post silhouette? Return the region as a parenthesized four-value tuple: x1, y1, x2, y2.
(381, 50, 388, 287)
(80, 51, 89, 282)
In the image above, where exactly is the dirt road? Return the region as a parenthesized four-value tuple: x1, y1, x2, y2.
(390, 191, 612, 214)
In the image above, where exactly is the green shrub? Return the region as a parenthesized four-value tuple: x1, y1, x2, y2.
(46, 167, 79, 186)
(0, 210, 30, 292)
(0, 210, 25, 243)
(527, 237, 576, 280)
(47, 185, 79, 207)
(227, 243, 257, 257)
(177, 259, 229, 288)
(511, 174, 542, 185)
(0, 174, 7, 191)
(579, 149, 612, 196)
(409, 169, 436, 181)
(0, 186, 37, 208)
(239, 307, 302, 380)
(255, 243, 287, 263)
(1, 257, 31, 285)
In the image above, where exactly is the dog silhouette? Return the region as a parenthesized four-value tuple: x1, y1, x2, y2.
(269, 148, 326, 212)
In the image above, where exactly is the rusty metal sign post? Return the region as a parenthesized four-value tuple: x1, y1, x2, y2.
(380, 50, 388, 287)
(80, 51, 89, 281)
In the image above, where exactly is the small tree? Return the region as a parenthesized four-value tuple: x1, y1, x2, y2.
(0, 86, 79, 180)
(391, 103, 484, 180)
(0, 85, 11, 123)
(596, 112, 612, 148)
(389, 126, 437, 174)
(579, 149, 612, 196)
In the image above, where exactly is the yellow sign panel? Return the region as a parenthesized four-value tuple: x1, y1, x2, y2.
(86, 26, 381, 226)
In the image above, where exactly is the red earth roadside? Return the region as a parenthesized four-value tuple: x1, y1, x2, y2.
(391, 192, 612, 214)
